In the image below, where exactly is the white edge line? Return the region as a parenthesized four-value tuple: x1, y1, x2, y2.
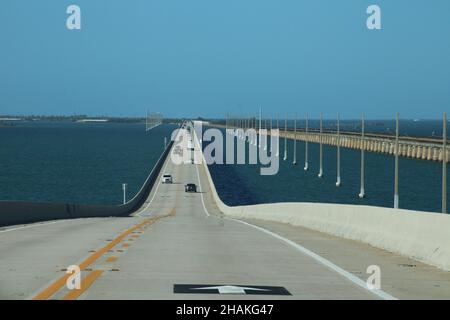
(229, 218, 398, 301)
(0, 220, 64, 234)
(0, 217, 100, 234)
(195, 162, 210, 217)
(191, 122, 210, 217)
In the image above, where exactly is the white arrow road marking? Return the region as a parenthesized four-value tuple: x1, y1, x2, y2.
(192, 285, 270, 295)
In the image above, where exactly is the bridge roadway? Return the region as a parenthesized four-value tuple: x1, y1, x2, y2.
(1, 140, 450, 299)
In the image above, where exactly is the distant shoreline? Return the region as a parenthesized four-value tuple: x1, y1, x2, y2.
(0, 115, 183, 124)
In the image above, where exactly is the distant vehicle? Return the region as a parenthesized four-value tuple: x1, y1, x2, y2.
(161, 174, 173, 184)
(185, 183, 197, 193)
(174, 145, 183, 155)
(184, 159, 193, 164)
(173, 148, 183, 156)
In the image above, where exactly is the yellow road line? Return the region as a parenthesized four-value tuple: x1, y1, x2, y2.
(63, 209, 176, 300)
(32, 218, 155, 300)
(33, 207, 176, 300)
(62, 270, 104, 300)
(32, 274, 71, 301)
(106, 256, 118, 263)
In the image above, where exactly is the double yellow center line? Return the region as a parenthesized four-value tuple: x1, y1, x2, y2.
(32, 217, 159, 300)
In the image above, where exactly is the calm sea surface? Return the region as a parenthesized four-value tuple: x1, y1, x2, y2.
(0, 122, 176, 205)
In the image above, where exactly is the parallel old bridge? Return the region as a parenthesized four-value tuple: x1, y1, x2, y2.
(214, 120, 450, 162)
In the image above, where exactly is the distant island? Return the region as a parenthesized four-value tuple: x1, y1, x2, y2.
(0, 115, 183, 124)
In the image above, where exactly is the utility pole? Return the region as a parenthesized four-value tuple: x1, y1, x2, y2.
(443, 112, 447, 214)
(336, 113, 341, 187)
(283, 113, 287, 161)
(318, 113, 323, 178)
(304, 114, 309, 171)
(394, 113, 399, 209)
(359, 114, 365, 198)
(259, 107, 262, 148)
(122, 183, 127, 204)
(293, 113, 297, 165)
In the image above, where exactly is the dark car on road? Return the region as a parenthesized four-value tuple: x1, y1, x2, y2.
(185, 183, 197, 193)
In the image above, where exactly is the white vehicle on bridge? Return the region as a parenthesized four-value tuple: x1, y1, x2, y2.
(161, 174, 173, 184)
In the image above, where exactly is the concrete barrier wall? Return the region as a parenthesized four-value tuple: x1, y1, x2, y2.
(193, 126, 450, 271)
(0, 140, 174, 227)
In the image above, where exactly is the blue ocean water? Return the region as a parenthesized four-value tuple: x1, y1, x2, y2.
(206, 121, 449, 213)
(0, 122, 176, 205)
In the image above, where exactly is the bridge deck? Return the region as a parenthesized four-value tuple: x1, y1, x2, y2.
(1, 140, 450, 299)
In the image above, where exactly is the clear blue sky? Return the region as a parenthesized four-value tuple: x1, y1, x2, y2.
(1, 0, 449, 119)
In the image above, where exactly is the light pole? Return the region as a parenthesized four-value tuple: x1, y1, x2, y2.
(145, 110, 148, 131)
(259, 107, 262, 149)
(283, 113, 287, 161)
(304, 113, 309, 171)
(122, 183, 127, 204)
(359, 113, 365, 199)
(276, 114, 279, 157)
(293, 113, 297, 165)
(336, 113, 341, 187)
(264, 118, 267, 151)
(270, 115, 273, 153)
(394, 113, 399, 209)
(226, 113, 228, 133)
(443, 112, 447, 214)
(318, 113, 323, 178)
